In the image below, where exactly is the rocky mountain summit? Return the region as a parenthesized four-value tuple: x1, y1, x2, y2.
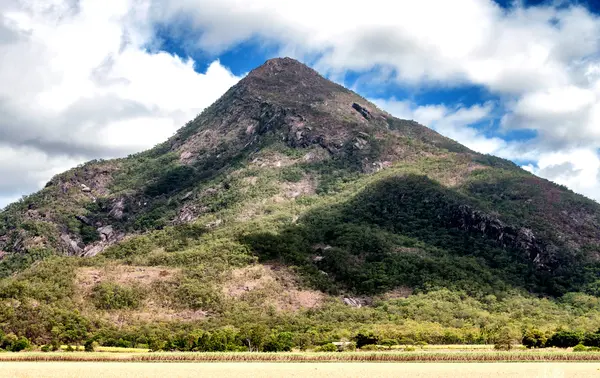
(1, 57, 600, 297)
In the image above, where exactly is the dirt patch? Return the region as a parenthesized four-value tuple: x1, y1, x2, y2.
(76, 265, 210, 322)
(281, 176, 317, 199)
(103, 308, 208, 324)
(381, 287, 414, 300)
(250, 152, 297, 168)
(242, 176, 259, 186)
(224, 264, 325, 311)
(76, 265, 179, 294)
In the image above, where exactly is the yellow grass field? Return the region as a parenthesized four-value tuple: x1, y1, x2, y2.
(2, 362, 600, 378)
(2, 349, 600, 362)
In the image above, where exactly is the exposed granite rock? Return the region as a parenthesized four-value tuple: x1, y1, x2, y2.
(352, 103, 372, 120)
(61, 233, 82, 255)
(342, 297, 372, 308)
(108, 198, 125, 220)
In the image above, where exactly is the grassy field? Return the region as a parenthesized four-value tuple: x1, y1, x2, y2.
(2, 362, 600, 378)
(2, 350, 600, 362)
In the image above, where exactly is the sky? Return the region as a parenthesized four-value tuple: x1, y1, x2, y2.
(1, 0, 600, 208)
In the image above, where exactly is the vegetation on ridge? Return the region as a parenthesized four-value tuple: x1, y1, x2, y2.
(1, 57, 600, 352)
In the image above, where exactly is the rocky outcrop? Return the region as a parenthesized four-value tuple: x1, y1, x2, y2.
(61, 233, 83, 255)
(352, 103, 372, 120)
(108, 198, 125, 220)
(342, 297, 372, 308)
(449, 204, 557, 270)
(81, 225, 125, 257)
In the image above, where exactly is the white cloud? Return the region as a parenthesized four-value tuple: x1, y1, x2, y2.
(2, 0, 600, 205)
(371, 98, 509, 155)
(523, 149, 600, 201)
(0, 144, 80, 209)
(149, 0, 600, 201)
(375, 97, 600, 202)
(152, 0, 598, 92)
(0, 0, 242, 204)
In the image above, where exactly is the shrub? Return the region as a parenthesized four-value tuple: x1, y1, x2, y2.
(547, 330, 583, 348)
(84, 339, 98, 352)
(404, 347, 416, 352)
(315, 343, 338, 352)
(40, 345, 51, 352)
(11, 337, 31, 352)
(573, 344, 588, 352)
(91, 282, 144, 310)
(80, 224, 100, 244)
(279, 167, 304, 183)
(343, 341, 357, 351)
(522, 329, 547, 348)
(355, 332, 379, 349)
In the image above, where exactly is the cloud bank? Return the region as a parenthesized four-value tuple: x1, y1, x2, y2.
(1, 0, 600, 207)
(0, 0, 241, 207)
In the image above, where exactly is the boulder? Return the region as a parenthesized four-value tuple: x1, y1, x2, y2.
(108, 198, 125, 220)
(352, 103, 372, 120)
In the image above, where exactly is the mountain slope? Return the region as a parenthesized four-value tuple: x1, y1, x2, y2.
(1, 57, 600, 308)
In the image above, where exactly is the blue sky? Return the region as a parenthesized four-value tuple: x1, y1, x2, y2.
(150, 0, 598, 168)
(1, 0, 600, 207)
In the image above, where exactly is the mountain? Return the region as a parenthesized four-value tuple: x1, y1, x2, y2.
(1, 57, 600, 348)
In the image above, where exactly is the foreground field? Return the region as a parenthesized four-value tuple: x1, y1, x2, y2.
(2, 350, 600, 362)
(2, 362, 600, 378)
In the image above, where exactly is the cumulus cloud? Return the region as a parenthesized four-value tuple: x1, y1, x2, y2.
(149, 0, 600, 200)
(2, 0, 600, 207)
(523, 149, 600, 201)
(371, 98, 509, 155)
(0, 0, 242, 208)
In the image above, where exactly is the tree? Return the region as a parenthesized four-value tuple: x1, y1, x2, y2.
(522, 329, 547, 348)
(84, 339, 98, 352)
(11, 337, 31, 352)
(263, 331, 293, 352)
(355, 332, 379, 349)
(547, 330, 583, 348)
(494, 327, 515, 351)
(584, 330, 600, 347)
(240, 324, 268, 352)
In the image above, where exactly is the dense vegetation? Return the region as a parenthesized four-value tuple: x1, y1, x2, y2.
(1, 58, 600, 353)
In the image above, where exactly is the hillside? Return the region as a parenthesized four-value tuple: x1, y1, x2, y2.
(1, 57, 600, 350)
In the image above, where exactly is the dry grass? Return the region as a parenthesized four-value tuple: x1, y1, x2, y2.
(279, 176, 317, 200)
(223, 264, 325, 311)
(76, 265, 179, 293)
(75, 265, 208, 322)
(4, 351, 600, 363)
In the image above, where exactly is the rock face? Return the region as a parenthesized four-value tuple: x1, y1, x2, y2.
(352, 103, 372, 120)
(450, 205, 558, 270)
(342, 297, 372, 308)
(108, 198, 125, 220)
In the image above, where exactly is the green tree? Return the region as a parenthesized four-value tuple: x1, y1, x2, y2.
(547, 330, 583, 348)
(522, 329, 547, 348)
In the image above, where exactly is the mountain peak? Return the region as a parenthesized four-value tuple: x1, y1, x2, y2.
(234, 57, 349, 107)
(246, 57, 318, 79)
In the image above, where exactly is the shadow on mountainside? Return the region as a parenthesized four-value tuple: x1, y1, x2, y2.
(241, 174, 590, 297)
